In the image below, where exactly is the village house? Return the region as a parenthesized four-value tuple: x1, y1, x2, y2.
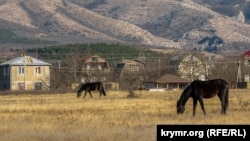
(79, 54, 110, 83)
(236, 50, 250, 89)
(243, 50, 250, 66)
(115, 59, 148, 89)
(0, 55, 51, 91)
(142, 74, 191, 90)
(242, 51, 250, 82)
(116, 59, 148, 79)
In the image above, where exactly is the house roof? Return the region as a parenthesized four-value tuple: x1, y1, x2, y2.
(80, 54, 107, 63)
(143, 74, 191, 84)
(118, 59, 146, 66)
(242, 51, 250, 57)
(0, 55, 51, 66)
(80, 54, 96, 62)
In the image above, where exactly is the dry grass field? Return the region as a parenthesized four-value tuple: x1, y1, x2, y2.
(0, 89, 249, 141)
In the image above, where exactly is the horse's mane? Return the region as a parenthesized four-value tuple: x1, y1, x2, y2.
(178, 84, 192, 105)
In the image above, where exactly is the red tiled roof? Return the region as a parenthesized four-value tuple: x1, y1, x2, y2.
(144, 74, 191, 84)
(242, 51, 250, 57)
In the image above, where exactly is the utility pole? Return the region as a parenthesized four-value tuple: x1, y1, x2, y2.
(158, 58, 161, 77)
(237, 60, 241, 82)
(22, 52, 26, 91)
(58, 60, 61, 72)
(236, 60, 241, 90)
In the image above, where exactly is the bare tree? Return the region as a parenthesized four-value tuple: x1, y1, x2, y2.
(64, 47, 82, 83)
(209, 58, 238, 88)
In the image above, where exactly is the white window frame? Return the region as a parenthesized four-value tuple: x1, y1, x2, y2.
(19, 66, 24, 75)
(129, 64, 139, 72)
(35, 66, 41, 75)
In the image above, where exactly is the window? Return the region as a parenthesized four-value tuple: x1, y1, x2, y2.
(19, 66, 24, 75)
(129, 64, 139, 71)
(35, 66, 41, 75)
(35, 82, 42, 90)
(92, 57, 98, 62)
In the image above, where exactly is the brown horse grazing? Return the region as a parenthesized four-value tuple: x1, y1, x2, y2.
(77, 82, 106, 98)
(177, 79, 229, 116)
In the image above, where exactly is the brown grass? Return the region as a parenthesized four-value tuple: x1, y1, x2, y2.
(0, 89, 249, 141)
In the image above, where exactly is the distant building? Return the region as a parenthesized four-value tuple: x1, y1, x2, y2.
(0, 55, 51, 91)
(242, 51, 250, 66)
(143, 73, 191, 90)
(242, 51, 250, 83)
(79, 54, 110, 83)
(116, 59, 148, 79)
(115, 59, 148, 89)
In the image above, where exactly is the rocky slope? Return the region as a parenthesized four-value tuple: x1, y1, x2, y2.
(0, 0, 249, 54)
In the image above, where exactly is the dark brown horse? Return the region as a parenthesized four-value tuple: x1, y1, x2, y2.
(177, 79, 229, 116)
(77, 82, 106, 98)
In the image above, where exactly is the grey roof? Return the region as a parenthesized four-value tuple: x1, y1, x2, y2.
(0, 56, 51, 66)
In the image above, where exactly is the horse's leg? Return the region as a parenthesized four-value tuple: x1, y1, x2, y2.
(83, 90, 87, 98)
(198, 98, 206, 115)
(102, 86, 106, 96)
(89, 91, 93, 98)
(222, 101, 226, 114)
(224, 89, 229, 114)
(218, 90, 228, 114)
(224, 90, 229, 114)
(192, 98, 198, 116)
(99, 90, 102, 97)
(218, 94, 224, 114)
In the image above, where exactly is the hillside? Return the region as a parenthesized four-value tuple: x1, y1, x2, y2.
(0, 0, 250, 55)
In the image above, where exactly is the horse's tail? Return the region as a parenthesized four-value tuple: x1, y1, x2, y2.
(221, 81, 229, 114)
(225, 85, 229, 110)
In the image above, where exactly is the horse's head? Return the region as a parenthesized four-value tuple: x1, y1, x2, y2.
(177, 100, 185, 114)
(77, 91, 81, 98)
(77, 84, 84, 98)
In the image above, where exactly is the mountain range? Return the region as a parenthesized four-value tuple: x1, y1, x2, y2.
(0, 0, 250, 55)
